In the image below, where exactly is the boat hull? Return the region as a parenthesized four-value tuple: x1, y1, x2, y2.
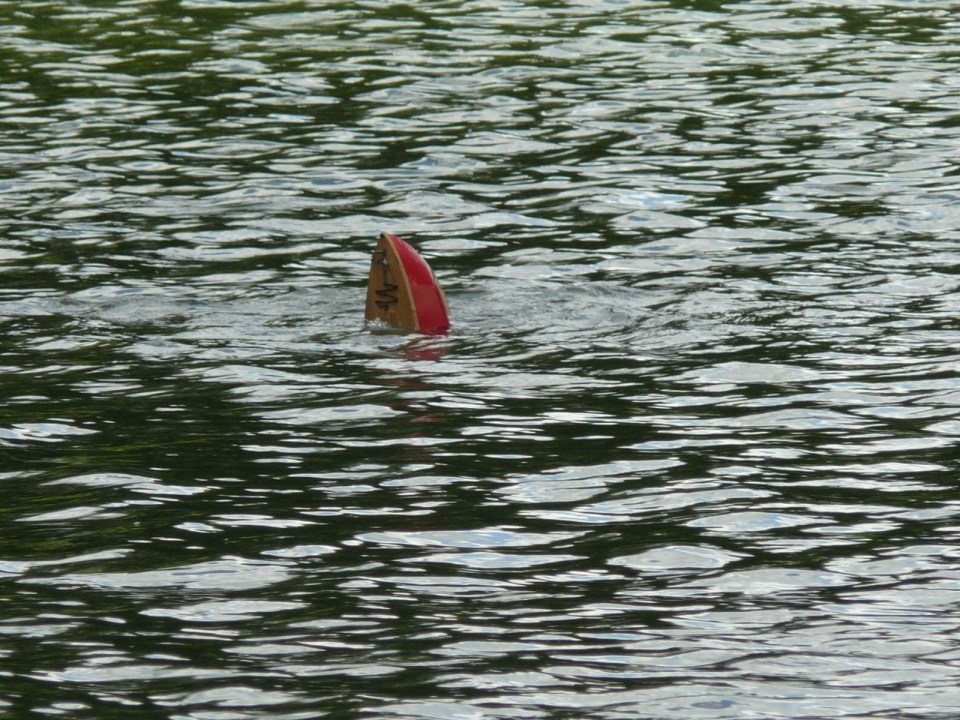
(364, 233, 450, 335)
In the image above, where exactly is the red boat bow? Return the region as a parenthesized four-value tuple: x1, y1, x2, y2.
(365, 233, 450, 335)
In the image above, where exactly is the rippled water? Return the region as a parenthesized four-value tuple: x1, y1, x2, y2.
(4, 1, 960, 717)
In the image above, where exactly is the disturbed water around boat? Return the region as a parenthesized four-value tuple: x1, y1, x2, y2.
(3, 1, 960, 718)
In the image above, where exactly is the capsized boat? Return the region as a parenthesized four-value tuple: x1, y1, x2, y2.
(364, 232, 450, 335)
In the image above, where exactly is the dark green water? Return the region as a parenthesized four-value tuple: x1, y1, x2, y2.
(3, 1, 960, 718)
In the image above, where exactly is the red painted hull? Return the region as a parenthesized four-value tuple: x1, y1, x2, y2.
(365, 233, 450, 335)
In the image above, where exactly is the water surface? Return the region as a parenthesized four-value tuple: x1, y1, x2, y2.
(3, 1, 960, 718)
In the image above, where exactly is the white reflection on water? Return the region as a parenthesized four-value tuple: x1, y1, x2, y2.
(26, 557, 294, 592)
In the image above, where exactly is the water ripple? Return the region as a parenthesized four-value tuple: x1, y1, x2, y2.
(5, 0, 960, 718)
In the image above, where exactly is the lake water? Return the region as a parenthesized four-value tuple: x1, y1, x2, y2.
(3, 1, 960, 718)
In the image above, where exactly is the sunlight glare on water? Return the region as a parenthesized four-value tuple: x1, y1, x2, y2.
(3, 0, 960, 718)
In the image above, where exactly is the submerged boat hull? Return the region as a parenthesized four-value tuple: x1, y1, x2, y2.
(364, 233, 450, 335)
